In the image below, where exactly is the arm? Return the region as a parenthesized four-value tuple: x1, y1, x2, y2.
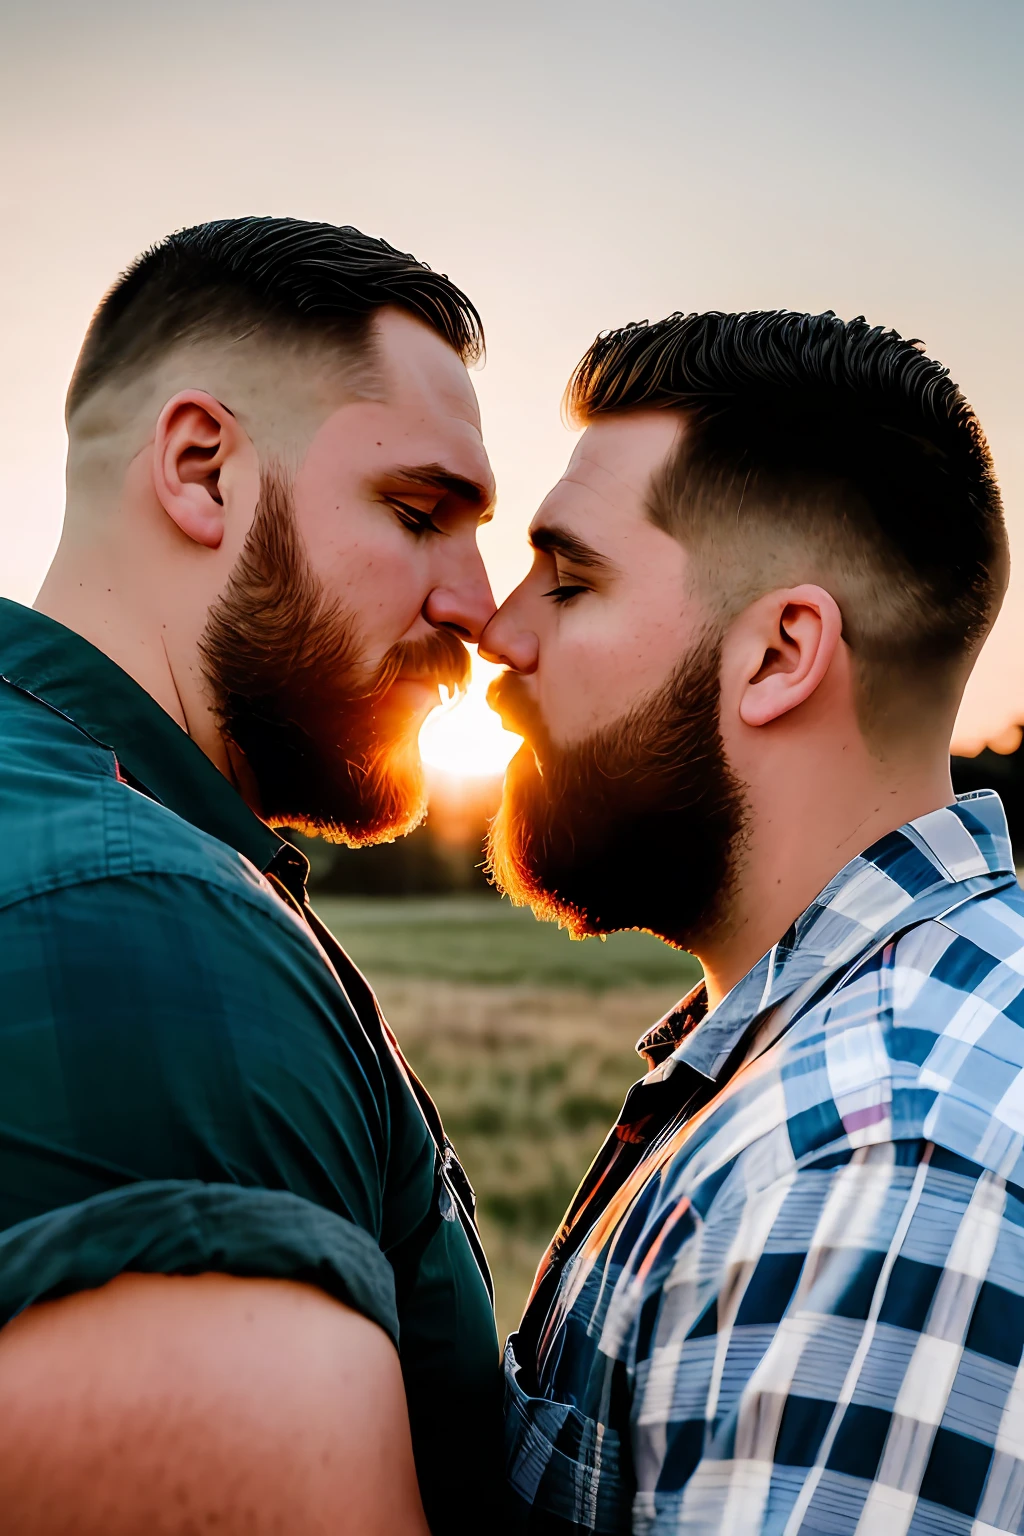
(0, 1271, 430, 1535)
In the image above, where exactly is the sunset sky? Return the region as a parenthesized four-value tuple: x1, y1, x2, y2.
(2, 0, 1021, 753)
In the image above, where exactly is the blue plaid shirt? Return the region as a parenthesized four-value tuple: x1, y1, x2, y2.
(505, 792, 1024, 1534)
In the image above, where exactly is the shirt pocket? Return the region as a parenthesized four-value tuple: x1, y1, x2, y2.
(504, 1335, 630, 1535)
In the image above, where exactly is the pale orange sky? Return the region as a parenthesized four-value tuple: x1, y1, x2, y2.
(1, 0, 1021, 750)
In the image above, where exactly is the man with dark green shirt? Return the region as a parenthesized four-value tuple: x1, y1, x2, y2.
(0, 219, 500, 1534)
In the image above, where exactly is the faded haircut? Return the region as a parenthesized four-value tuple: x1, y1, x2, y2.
(566, 311, 1007, 732)
(67, 217, 484, 418)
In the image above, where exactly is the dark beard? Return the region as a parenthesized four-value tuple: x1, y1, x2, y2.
(198, 468, 470, 846)
(484, 633, 747, 948)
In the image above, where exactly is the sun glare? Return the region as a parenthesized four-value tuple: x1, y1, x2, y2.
(419, 654, 523, 781)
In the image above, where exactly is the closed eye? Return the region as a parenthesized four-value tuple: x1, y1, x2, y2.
(543, 583, 590, 605)
(387, 498, 445, 536)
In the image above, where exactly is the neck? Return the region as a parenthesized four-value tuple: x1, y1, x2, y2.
(693, 739, 954, 1012)
(34, 532, 233, 781)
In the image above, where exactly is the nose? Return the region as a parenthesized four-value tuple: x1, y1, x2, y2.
(423, 553, 497, 645)
(478, 595, 539, 674)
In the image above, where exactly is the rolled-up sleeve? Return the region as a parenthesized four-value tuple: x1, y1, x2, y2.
(0, 1180, 399, 1340)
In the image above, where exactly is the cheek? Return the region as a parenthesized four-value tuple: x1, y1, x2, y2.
(539, 604, 686, 744)
(296, 494, 429, 651)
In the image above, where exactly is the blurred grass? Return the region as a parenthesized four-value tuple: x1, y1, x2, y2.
(317, 896, 702, 1338)
(316, 895, 702, 990)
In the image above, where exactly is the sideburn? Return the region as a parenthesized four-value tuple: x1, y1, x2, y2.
(197, 472, 383, 836)
(199, 472, 360, 728)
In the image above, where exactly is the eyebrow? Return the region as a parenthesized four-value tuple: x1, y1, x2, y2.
(529, 523, 615, 572)
(394, 462, 495, 520)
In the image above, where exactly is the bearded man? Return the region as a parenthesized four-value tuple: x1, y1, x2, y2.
(0, 218, 500, 1535)
(481, 310, 1023, 1534)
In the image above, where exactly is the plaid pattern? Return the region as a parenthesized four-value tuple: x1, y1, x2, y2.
(505, 792, 1024, 1534)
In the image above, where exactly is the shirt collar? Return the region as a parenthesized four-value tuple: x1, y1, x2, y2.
(0, 597, 307, 897)
(636, 791, 1017, 1082)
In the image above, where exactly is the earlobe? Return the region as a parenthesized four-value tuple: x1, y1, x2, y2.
(152, 391, 236, 551)
(738, 586, 844, 728)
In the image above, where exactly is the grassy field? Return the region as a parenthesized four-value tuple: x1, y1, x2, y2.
(317, 895, 702, 1338)
(315, 895, 704, 990)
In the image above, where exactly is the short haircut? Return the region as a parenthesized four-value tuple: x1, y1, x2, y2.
(67, 217, 484, 417)
(566, 310, 1006, 727)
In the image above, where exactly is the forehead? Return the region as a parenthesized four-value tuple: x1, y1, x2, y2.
(373, 307, 481, 429)
(304, 306, 492, 494)
(530, 411, 683, 540)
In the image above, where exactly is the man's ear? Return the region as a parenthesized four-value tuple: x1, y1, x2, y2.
(737, 585, 844, 728)
(152, 391, 243, 550)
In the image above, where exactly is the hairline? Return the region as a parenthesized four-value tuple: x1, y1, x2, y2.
(65, 308, 395, 430)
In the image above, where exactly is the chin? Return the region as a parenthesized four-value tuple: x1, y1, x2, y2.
(263, 736, 429, 849)
(269, 785, 428, 849)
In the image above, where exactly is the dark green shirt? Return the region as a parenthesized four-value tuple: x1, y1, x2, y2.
(0, 598, 501, 1535)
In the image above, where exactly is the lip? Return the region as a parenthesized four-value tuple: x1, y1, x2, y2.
(486, 680, 539, 741)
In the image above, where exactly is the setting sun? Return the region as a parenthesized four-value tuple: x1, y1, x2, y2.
(419, 654, 523, 780)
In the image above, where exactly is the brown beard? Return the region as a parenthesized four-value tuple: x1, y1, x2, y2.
(484, 632, 747, 948)
(198, 468, 470, 846)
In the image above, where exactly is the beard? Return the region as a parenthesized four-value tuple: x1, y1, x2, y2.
(198, 468, 470, 846)
(484, 632, 747, 949)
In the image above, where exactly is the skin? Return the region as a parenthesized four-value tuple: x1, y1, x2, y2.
(16, 306, 499, 1530)
(480, 410, 960, 1010)
(0, 1274, 430, 1536)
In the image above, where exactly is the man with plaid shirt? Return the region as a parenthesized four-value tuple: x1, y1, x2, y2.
(480, 311, 1019, 1531)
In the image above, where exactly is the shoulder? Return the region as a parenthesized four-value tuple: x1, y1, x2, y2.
(837, 880, 1024, 1071)
(0, 867, 393, 1239)
(0, 674, 293, 924)
(0, 859, 387, 1090)
(0, 684, 394, 1190)
(773, 882, 1024, 1173)
(645, 885, 1024, 1208)
(891, 883, 1024, 1179)
(0, 761, 371, 1075)
(0, 675, 118, 908)
(873, 878, 1024, 997)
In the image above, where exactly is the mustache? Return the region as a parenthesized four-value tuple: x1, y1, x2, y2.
(486, 670, 547, 745)
(373, 629, 472, 700)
